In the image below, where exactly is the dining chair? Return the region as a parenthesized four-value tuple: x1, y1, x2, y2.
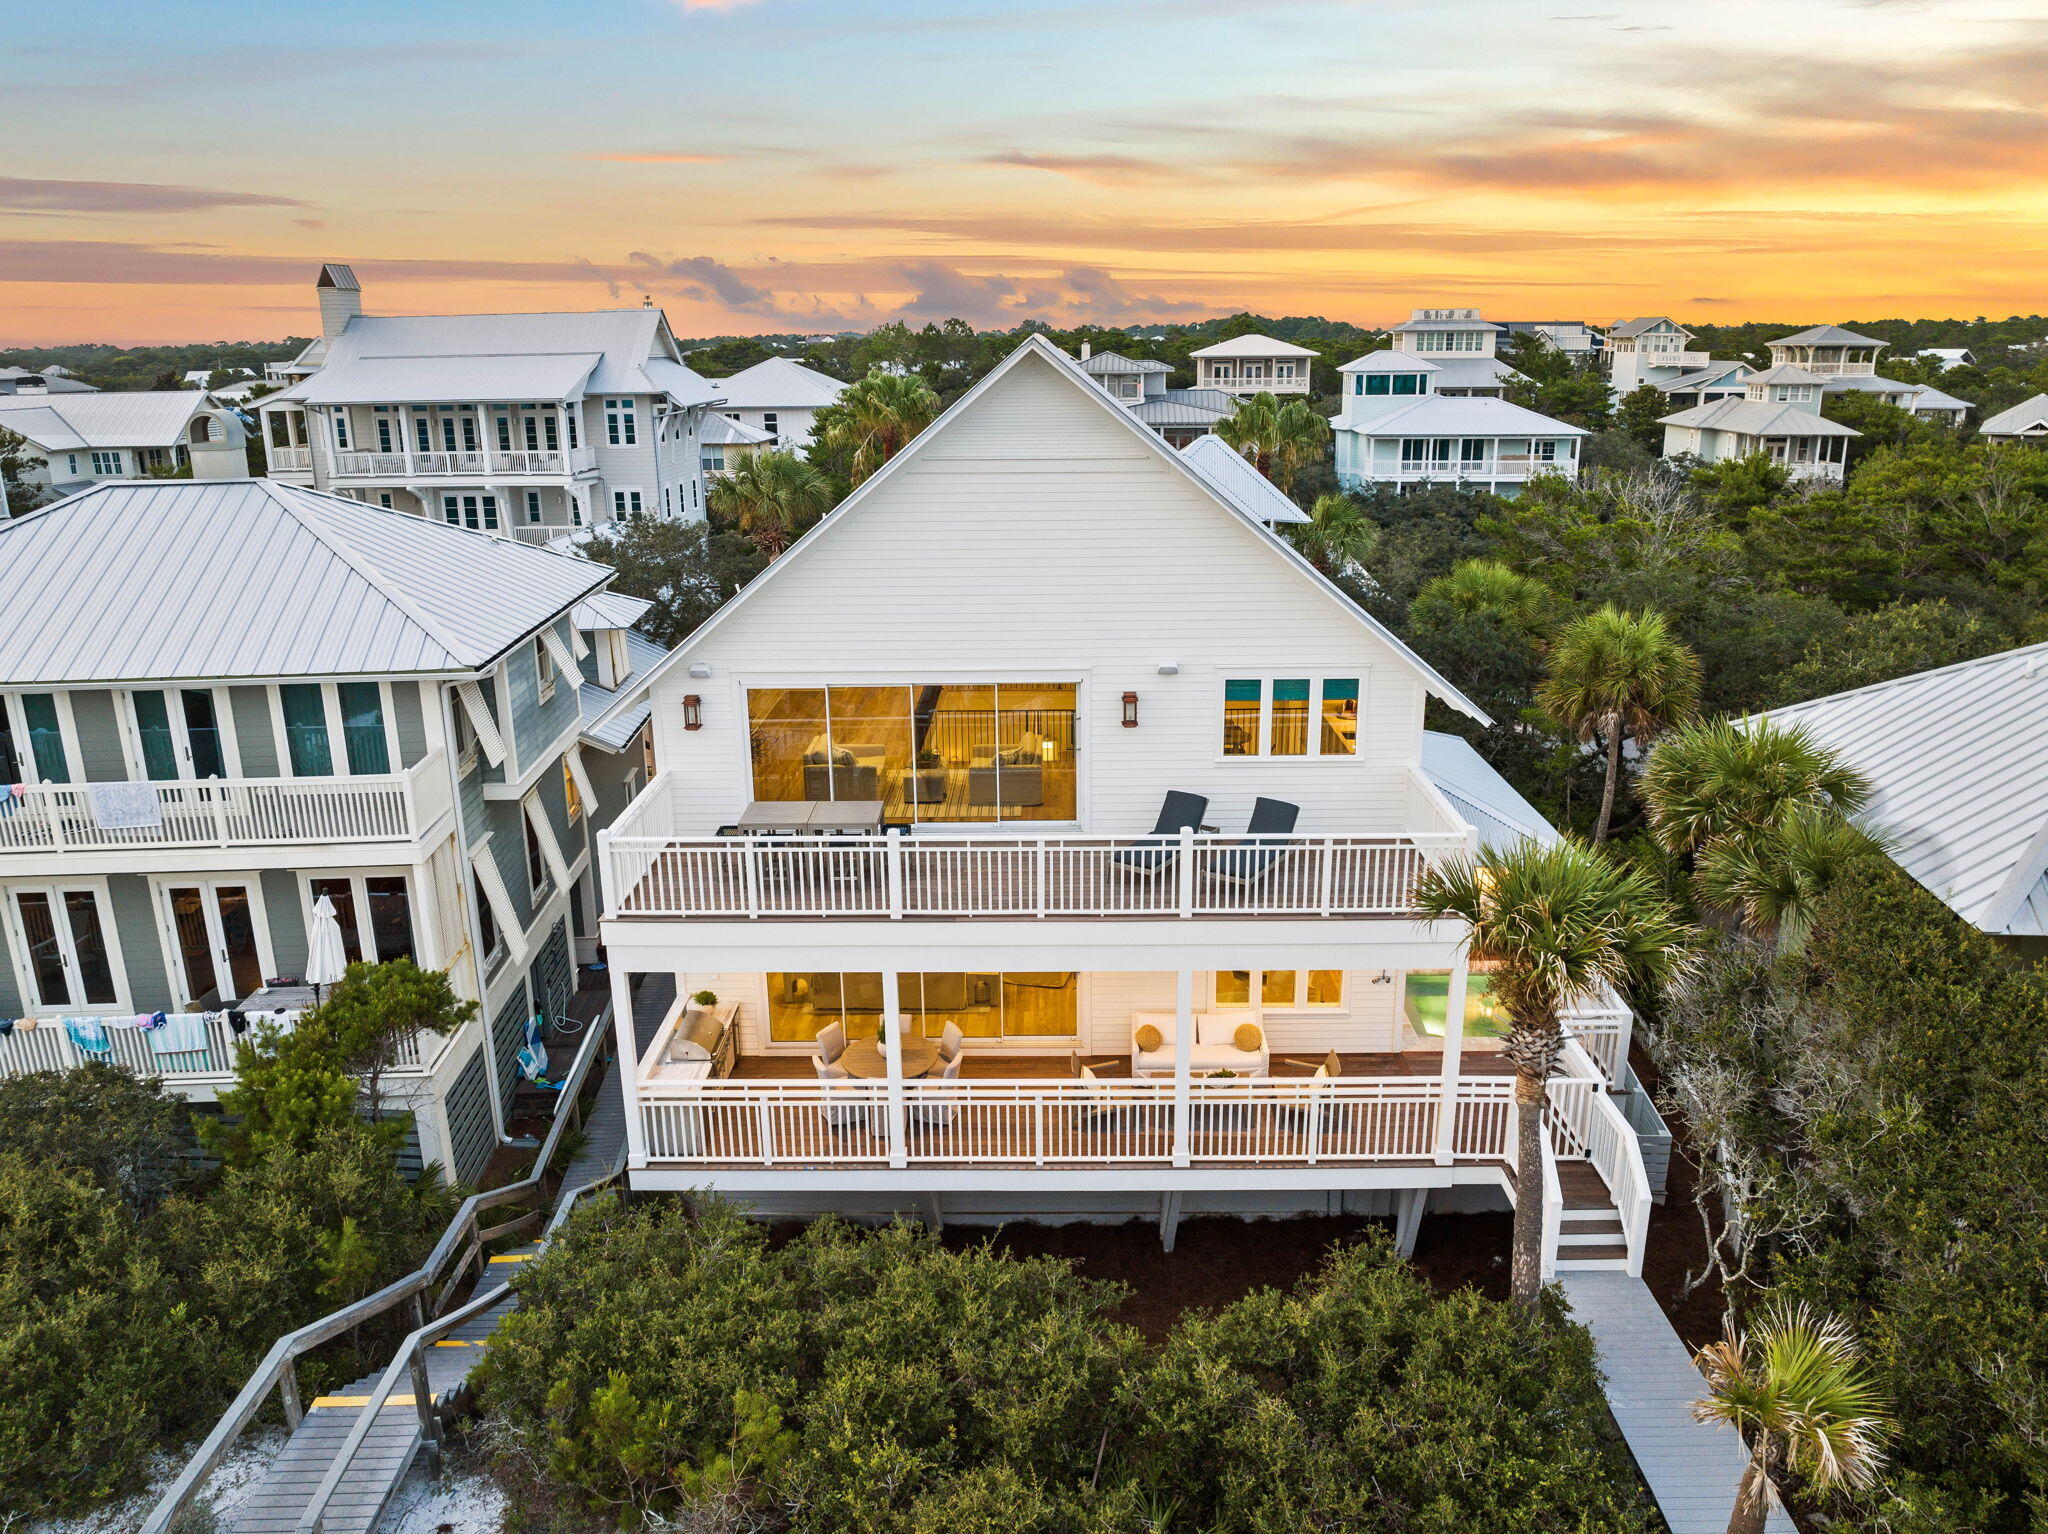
(910, 1052, 965, 1129)
(816, 1020, 847, 1066)
(938, 1020, 964, 1064)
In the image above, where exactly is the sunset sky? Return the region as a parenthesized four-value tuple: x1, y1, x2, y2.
(5, 0, 2046, 345)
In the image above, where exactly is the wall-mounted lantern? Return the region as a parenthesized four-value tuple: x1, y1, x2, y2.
(1121, 691, 1139, 728)
(682, 695, 703, 731)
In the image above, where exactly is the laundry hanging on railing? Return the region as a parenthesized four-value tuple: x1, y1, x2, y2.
(149, 1013, 213, 1055)
(85, 780, 163, 830)
(63, 1017, 111, 1055)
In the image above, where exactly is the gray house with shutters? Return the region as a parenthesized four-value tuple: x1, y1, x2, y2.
(0, 479, 666, 1181)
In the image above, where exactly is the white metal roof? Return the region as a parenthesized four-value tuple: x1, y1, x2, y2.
(706, 356, 846, 409)
(1129, 395, 1236, 427)
(1763, 642, 2048, 935)
(292, 352, 603, 405)
(0, 366, 97, 394)
(1391, 316, 1502, 334)
(0, 390, 213, 449)
(1176, 434, 1311, 524)
(1339, 350, 1439, 373)
(1190, 333, 1320, 359)
(1658, 363, 1753, 393)
(572, 591, 653, 631)
(0, 480, 610, 685)
(1772, 324, 1885, 349)
(1748, 364, 1828, 386)
(578, 628, 668, 752)
(1337, 394, 1589, 436)
(1821, 374, 1970, 411)
(1421, 731, 1559, 852)
(700, 412, 774, 446)
(1608, 317, 1690, 340)
(1418, 356, 1522, 391)
(1658, 398, 1861, 436)
(1078, 350, 1172, 376)
(1981, 393, 2048, 436)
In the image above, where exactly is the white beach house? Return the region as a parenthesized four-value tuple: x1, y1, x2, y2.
(704, 355, 847, 453)
(1764, 325, 1970, 424)
(0, 480, 664, 1183)
(1188, 334, 1320, 397)
(1658, 365, 1862, 480)
(586, 337, 1651, 1271)
(1980, 394, 2048, 444)
(258, 264, 722, 542)
(0, 390, 249, 501)
(1333, 351, 1586, 496)
(1382, 309, 1524, 397)
(1074, 345, 1239, 444)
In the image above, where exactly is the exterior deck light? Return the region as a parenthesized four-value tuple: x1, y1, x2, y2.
(1157, 661, 1179, 675)
(1121, 691, 1139, 728)
(688, 661, 712, 679)
(682, 695, 703, 731)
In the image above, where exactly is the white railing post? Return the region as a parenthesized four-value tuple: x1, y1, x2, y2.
(886, 829, 904, 919)
(742, 838, 762, 919)
(611, 965, 646, 1168)
(881, 972, 907, 1169)
(1170, 969, 1194, 1168)
(1176, 826, 1195, 917)
(1431, 956, 1469, 1165)
(1317, 836, 1336, 915)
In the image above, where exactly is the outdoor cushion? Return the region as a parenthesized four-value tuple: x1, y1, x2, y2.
(1133, 1023, 1162, 1053)
(1233, 1022, 1264, 1053)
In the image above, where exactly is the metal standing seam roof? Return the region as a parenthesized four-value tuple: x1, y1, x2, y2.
(0, 390, 215, 449)
(579, 629, 671, 751)
(1420, 731, 1559, 852)
(1390, 316, 1503, 334)
(1077, 350, 1173, 375)
(0, 479, 611, 685)
(1176, 434, 1311, 525)
(700, 412, 775, 446)
(1413, 356, 1523, 391)
(1128, 397, 1236, 427)
(1339, 350, 1440, 373)
(1336, 394, 1590, 436)
(1980, 392, 2048, 435)
(704, 356, 847, 409)
(1657, 398, 1861, 436)
(1820, 374, 1970, 411)
(1607, 317, 1689, 340)
(1772, 324, 1886, 349)
(1657, 363, 1753, 394)
(572, 591, 653, 631)
(1189, 333, 1321, 358)
(1763, 642, 2048, 934)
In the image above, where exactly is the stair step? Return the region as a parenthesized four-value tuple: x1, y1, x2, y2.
(1559, 1217, 1622, 1235)
(1556, 1243, 1629, 1261)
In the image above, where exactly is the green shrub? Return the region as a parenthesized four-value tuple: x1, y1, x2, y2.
(0, 1063, 205, 1213)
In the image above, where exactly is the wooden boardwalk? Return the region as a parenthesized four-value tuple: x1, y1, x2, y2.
(222, 979, 670, 1534)
(1559, 1274, 1794, 1533)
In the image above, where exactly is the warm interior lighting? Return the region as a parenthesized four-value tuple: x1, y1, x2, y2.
(1122, 691, 1139, 728)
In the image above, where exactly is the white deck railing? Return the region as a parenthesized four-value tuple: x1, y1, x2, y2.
(331, 447, 598, 478)
(637, 1074, 1524, 1167)
(269, 445, 313, 471)
(0, 752, 452, 856)
(0, 1015, 444, 1082)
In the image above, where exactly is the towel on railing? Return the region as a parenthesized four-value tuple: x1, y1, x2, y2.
(63, 1017, 111, 1055)
(150, 1013, 212, 1055)
(85, 780, 163, 830)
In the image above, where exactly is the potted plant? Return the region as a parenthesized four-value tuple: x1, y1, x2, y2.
(692, 989, 719, 1009)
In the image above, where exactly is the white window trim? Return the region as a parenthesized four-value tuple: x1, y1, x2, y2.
(2, 878, 133, 1015)
(522, 791, 573, 897)
(1217, 674, 1369, 762)
(468, 844, 530, 965)
(117, 685, 244, 781)
(266, 681, 401, 780)
(538, 625, 579, 690)
(535, 638, 558, 704)
(0, 689, 84, 786)
(1209, 969, 1348, 1015)
(298, 867, 416, 968)
(149, 873, 279, 1012)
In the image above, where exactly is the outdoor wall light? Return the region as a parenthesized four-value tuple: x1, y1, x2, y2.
(1370, 970, 1394, 985)
(688, 661, 712, 679)
(1121, 691, 1140, 728)
(1156, 661, 1179, 675)
(682, 695, 703, 731)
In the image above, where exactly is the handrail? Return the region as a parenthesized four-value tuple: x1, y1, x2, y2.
(140, 998, 616, 1534)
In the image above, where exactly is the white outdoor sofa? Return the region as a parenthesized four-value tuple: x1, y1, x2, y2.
(1129, 1010, 1270, 1077)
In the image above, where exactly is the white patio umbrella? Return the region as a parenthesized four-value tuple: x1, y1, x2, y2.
(306, 895, 349, 1000)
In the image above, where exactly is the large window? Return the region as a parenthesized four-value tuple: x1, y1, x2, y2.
(1215, 970, 1344, 1011)
(1, 693, 69, 783)
(1358, 373, 1425, 396)
(337, 682, 389, 774)
(768, 971, 1077, 1043)
(746, 683, 1078, 823)
(309, 874, 415, 965)
(1220, 678, 1359, 757)
(1409, 330, 1485, 353)
(279, 684, 333, 776)
(1402, 969, 1508, 1041)
(10, 887, 119, 1009)
(605, 399, 636, 446)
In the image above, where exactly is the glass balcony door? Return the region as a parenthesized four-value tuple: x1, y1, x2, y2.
(163, 881, 267, 1008)
(9, 887, 120, 1010)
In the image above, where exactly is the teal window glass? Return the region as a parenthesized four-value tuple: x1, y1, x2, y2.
(279, 685, 333, 776)
(182, 690, 226, 778)
(1364, 373, 1392, 395)
(1394, 374, 1424, 395)
(1271, 679, 1311, 756)
(337, 682, 390, 775)
(21, 694, 68, 783)
(133, 691, 179, 779)
(1222, 679, 1262, 756)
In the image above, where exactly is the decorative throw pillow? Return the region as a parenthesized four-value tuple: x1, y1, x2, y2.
(1133, 1023, 1163, 1053)
(835, 747, 858, 767)
(1234, 1022, 1264, 1053)
(1323, 1049, 1343, 1077)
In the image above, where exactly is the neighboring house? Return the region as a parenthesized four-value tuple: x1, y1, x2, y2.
(699, 412, 775, 477)
(1333, 350, 1587, 496)
(1657, 365, 1862, 481)
(1074, 345, 1238, 445)
(1653, 359, 1755, 411)
(1188, 334, 1319, 396)
(1979, 393, 2048, 443)
(1605, 317, 1726, 396)
(1916, 347, 1977, 367)
(258, 263, 723, 543)
(1761, 643, 2048, 955)
(0, 366, 98, 396)
(704, 356, 846, 453)
(1500, 320, 1603, 356)
(0, 391, 249, 498)
(1382, 309, 1523, 397)
(0, 479, 666, 1183)
(1765, 325, 1970, 425)
(583, 335, 1652, 1272)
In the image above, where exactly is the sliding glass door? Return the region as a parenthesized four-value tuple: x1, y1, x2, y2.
(768, 971, 1078, 1042)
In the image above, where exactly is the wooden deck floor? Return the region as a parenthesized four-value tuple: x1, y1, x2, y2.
(727, 1050, 1519, 1080)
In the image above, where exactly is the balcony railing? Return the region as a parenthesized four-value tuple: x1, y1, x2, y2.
(269, 446, 313, 471)
(0, 1013, 446, 1082)
(0, 752, 452, 856)
(330, 446, 598, 478)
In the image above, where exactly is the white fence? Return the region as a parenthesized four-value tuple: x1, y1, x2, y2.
(0, 753, 450, 855)
(330, 447, 597, 478)
(0, 1016, 444, 1082)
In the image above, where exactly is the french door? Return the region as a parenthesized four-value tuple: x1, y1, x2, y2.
(163, 881, 267, 1007)
(441, 493, 500, 531)
(8, 886, 121, 1010)
(131, 688, 229, 779)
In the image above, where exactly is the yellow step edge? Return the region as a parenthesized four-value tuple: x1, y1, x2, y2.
(309, 1394, 418, 1409)
(433, 1339, 484, 1347)
(487, 1253, 533, 1264)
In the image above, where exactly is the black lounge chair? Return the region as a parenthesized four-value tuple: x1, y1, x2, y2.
(1204, 797, 1301, 884)
(1111, 790, 1213, 872)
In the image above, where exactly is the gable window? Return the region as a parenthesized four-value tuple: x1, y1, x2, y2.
(1215, 970, 1344, 1012)
(605, 399, 636, 446)
(1221, 678, 1360, 757)
(91, 451, 124, 476)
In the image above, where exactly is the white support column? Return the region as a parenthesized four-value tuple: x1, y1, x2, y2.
(1431, 956, 1471, 1166)
(882, 970, 907, 1168)
(611, 964, 645, 1168)
(398, 404, 416, 472)
(1170, 968, 1194, 1168)
(1158, 1190, 1182, 1252)
(1393, 1187, 1428, 1257)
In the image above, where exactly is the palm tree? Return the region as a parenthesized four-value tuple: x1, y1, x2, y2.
(1215, 393, 1330, 495)
(812, 370, 941, 485)
(1410, 559, 1557, 641)
(1536, 606, 1701, 842)
(1413, 840, 1692, 1308)
(1287, 493, 1378, 578)
(1693, 1301, 1893, 1534)
(1693, 804, 1889, 949)
(707, 449, 836, 558)
(1639, 717, 1873, 862)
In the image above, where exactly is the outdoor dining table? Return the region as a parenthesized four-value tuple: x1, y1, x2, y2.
(839, 1037, 941, 1079)
(734, 800, 886, 834)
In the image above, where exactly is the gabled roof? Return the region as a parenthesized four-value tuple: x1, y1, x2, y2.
(1607, 317, 1690, 340)
(1981, 392, 2048, 435)
(0, 366, 97, 394)
(1420, 356, 1522, 391)
(579, 628, 669, 752)
(573, 591, 653, 631)
(1421, 731, 1558, 852)
(1338, 394, 1589, 436)
(1764, 642, 2048, 935)
(273, 309, 721, 405)
(1339, 350, 1439, 374)
(593, 335, 1487, 733)
(707, 355, 846, 409)
(1177, 434, 1311, 525)
(1078, 350, 1172, 376)
(1391, 315, 1501, 334)
(1657, 363, 1752, 393)
(1190, 333, 1320, 359)
(1128, 397, 1236, 427)
(0, 390, 216, 449)
(1748, 364, 1828, 386)
(1821, 374, 1970, 411)
(701, 412, 774, 446)
(1772, 324, 1885, 349)
(0, 480, 609, 684)
(1658, 398, 1861, 436)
